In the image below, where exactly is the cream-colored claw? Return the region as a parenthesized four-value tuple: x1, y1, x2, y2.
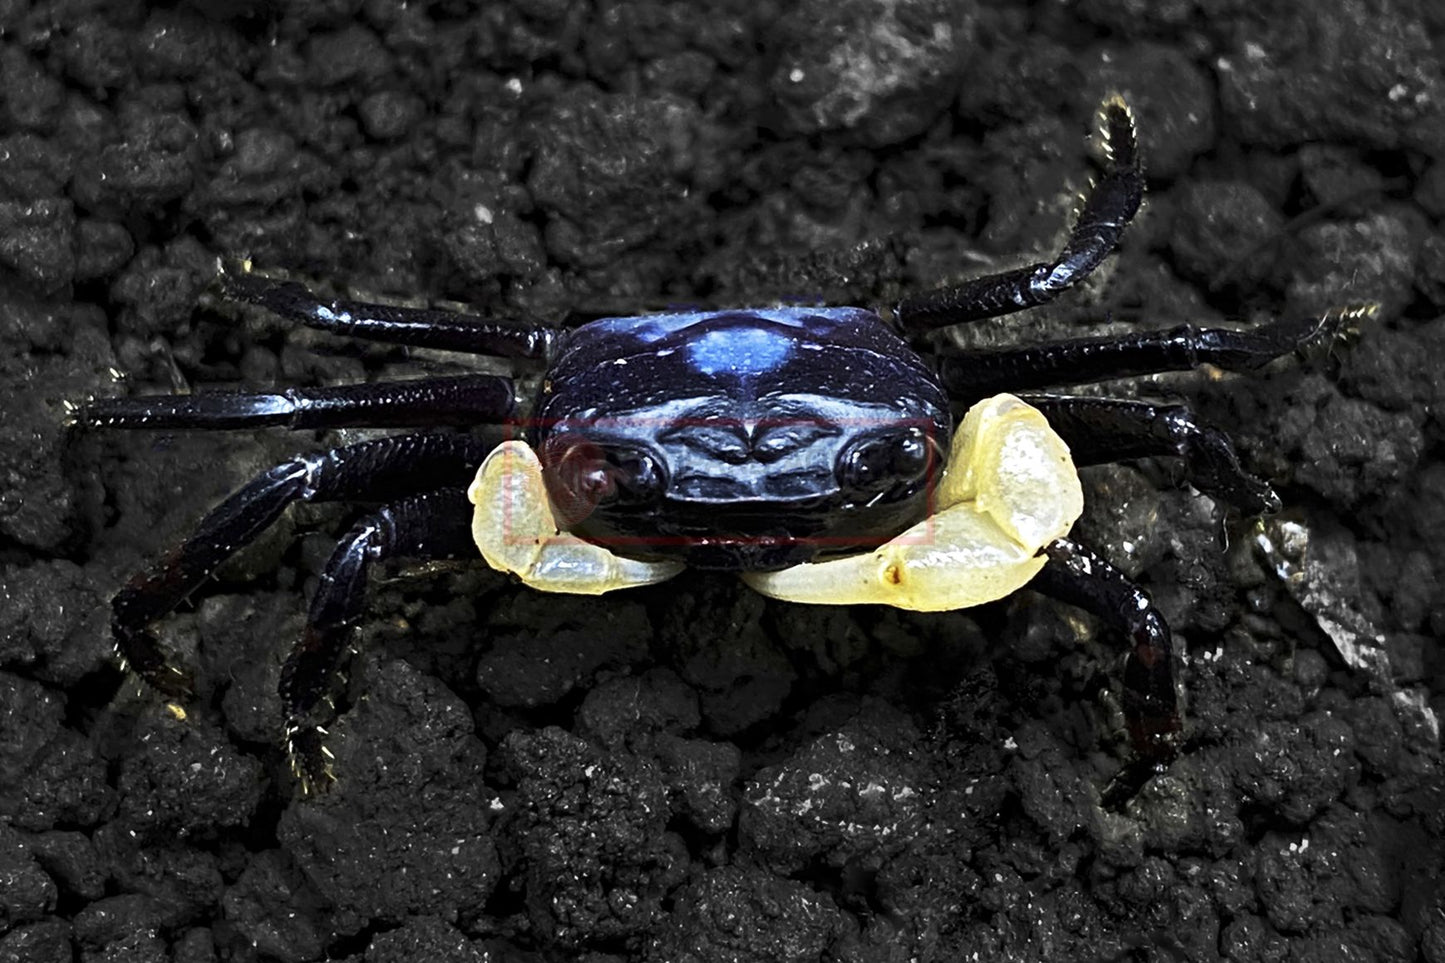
(469, 441, 684, 594)
(742, 394, 1083, 611)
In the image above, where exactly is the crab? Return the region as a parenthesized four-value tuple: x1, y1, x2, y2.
(74, 96, 1369, 793)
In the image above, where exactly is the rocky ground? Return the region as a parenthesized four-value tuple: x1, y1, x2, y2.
(2, 1, 1444, 961)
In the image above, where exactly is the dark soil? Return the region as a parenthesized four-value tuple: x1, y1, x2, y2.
(3, 1, 1444, 961)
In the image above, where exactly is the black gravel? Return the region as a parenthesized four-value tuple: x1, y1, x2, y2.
(3, 1, 1444, 961)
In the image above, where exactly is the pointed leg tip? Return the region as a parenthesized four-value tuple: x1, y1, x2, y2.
(61, 398, 84, 429)
(1094, 93, 1141, 171)
(215, 256, 253, 280)
(1098, 93, 1136, 131)
(1259, 488, 1283, 516)
(1334, 302, 1381, 326)
(286, 723, 339, 796)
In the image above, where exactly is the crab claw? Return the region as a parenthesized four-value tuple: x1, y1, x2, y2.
(468, 441, 684, 593)
(742, 394, 1083, 611)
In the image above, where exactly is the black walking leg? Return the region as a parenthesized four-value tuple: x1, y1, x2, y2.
(896, 96, 1142, 333)
(1032, 537, 1180, 796)
(1025, 395, 1279, 514)
(937, 304, 1377, 400)
(72, 375, 516, 431)
(110, 433, 495, 697)
(282, 487, 476, 792)
(220, 266, 560, 361)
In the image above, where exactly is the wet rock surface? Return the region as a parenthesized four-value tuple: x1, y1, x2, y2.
(3, 1, 1444, 960)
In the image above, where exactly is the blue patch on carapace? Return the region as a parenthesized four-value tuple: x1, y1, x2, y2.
(686, 325, 792, 376)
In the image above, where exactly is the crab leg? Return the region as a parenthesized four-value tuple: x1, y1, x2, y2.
(1033, 537, 1180, 775)
(72, 374, 515, 431)
(108, 432, 496, 697)
(896, 96, 1142, 333)
(742, 394, 1083, 611)
(468, 441, 685, 593)
(284, 487, 477, 792)
(1024, 394, 1279, 514)
(936, 304, 1378, 401)
(220, 265, 560, 360)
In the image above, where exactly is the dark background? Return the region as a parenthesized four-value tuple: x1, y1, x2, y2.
(3, 0, 1444, 961)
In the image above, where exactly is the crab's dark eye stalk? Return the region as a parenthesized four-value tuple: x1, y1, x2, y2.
(603, 446, 667, 503)
(540, 436, 666, 525)
(837, 426, 933, 500)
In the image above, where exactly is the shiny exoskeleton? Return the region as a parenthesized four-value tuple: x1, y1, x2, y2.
(533, 307, 951, 571)
(73, 97, 1372, 795)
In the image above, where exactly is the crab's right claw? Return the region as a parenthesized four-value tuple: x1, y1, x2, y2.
(468, 441, 684, 594)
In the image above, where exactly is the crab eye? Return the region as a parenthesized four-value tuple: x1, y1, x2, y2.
(837, 427, 933, 500)
(600, 446, 667, 503)
(539, 436, 666, 525)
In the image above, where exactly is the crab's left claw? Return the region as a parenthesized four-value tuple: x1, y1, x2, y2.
(742, 394, 1083, 611)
